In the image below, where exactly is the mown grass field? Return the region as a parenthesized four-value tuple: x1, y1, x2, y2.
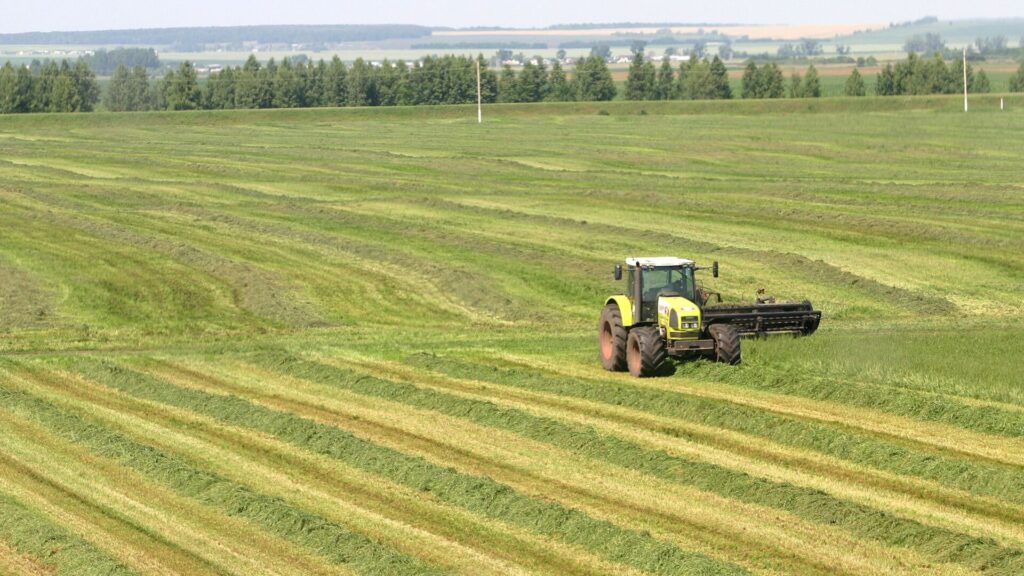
(0, 95, 1023, 576)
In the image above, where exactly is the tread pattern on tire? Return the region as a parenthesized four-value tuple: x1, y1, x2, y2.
(708, 324, 742, 365)
(598, 303, 628, 371)
(626, 326, 668, 377)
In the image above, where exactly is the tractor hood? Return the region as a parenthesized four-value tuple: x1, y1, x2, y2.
(658, 296, 702, 340)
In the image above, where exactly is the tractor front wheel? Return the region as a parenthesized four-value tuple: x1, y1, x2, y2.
(626, 326, 667, 377)
(598, 303, 628, 371)
(709, 324, 742, 365)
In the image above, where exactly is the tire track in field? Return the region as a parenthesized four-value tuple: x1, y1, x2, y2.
(149, 356, 977, 576)
(61, 356, 752, 576)
(323, 351, 1024, 549)
(15, 366, 611, 576)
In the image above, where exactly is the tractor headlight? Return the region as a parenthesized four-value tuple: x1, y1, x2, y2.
(682, 316, 699, 330)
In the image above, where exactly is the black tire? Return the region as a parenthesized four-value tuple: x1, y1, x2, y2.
(598, 303, 628, 371)
(708, 324, 741, 365)
(626, 326, 667, 377)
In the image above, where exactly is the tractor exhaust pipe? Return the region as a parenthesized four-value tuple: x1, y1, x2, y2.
(634, 264, 643, 324)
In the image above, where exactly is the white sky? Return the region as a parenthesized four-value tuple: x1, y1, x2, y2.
(1, 0, 1021, 34)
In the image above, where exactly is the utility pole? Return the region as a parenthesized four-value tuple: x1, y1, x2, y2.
(963, 47, 968, 112)
(476, 58, 483, 124)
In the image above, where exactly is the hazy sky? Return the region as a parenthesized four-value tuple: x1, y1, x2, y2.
(2, 0, 1021, 33)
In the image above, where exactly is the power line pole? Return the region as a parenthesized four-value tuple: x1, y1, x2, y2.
(477, 58, 483, 124)
(963, 47, 968, 113)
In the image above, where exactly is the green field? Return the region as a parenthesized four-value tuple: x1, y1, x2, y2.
(1, 96, 1023, 576)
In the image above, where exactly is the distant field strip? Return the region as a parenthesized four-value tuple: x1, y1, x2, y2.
(0, 100, 1022, 574)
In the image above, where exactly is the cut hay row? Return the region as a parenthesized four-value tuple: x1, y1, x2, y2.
(9, 365, 611, 576)
(52, 356, 754, 576)
(316, 350, 1024, 548)
(225, 351, 1024, 572)
(0, 540, 53, 576)
(0, 373, 443, 576)
(0, 408, 341, 576)
(140, 357, 903, 576)
(501, 353, 1024, 462)
(405, 354, 1024, 507)
(0, 490, 136, 576)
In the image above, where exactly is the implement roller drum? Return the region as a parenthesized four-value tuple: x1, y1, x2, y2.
(703, 301, 821, 337)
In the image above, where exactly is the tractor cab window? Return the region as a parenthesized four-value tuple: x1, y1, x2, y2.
(629, 266, 696, 303)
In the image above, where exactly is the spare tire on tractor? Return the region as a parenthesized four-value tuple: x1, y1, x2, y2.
(708, 324, 741, 365)
(598, 303, 628, 371)
(626, 325, 667, 377)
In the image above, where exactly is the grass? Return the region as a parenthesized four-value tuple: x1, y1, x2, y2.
(0, 96, 1022, 575)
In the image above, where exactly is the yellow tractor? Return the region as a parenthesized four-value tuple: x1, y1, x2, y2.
(599, 257, 821, 377)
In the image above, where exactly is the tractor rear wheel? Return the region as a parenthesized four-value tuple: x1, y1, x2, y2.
(709, 324, 741, 365)
(626, 326, 667, 377)
(598, 303, 628, 371)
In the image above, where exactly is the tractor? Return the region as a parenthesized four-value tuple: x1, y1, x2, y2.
(599, 257, 821, 377)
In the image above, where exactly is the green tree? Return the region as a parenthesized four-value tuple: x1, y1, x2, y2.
(546, 60, 573, 101)
(1009, 62, 1024, 92)
(788, 72, 803, 98)
(273, 58, 305, 108)
(757, 63, 784, 98)
(625, 50, 655, 100)
(324, 56, 348, 106)
(203, 66, 235, 110)
(517, 59, 548, 102)
(972, 69, 991, 93)
(925, 53, 954, 95)
(498, 64, 519, 102)
(235, 55, 268, 108)
(876, 63, 896, 96)
(50, 64, 81, 112)
(675, 58, 692, 99)
(306, 60, 327, 107)
(128, 66, 151, 110)
(576, 56, 616, 101)
(708, 56, 731, 99)
(802, 64, 820, 97)
(104, 64, 133, 111)
(165, 61, 201, 110)
(844, 68, 866, 96)
(72, 59, 100, 111)
(347, 58, 377, 106)
(740, 61, 758, 99)
(32, 61, 59, 112)
(478, 55, 499, 104)
(655, 58, 675, 100)
(0, 63, 19, 113)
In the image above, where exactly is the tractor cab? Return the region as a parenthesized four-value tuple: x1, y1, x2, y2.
(616, 257, 704, 323)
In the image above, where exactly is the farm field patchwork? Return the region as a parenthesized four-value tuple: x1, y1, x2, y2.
(0, 97, 1022, 575)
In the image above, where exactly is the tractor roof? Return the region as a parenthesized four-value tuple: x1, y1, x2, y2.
(625, 257, 695, 267)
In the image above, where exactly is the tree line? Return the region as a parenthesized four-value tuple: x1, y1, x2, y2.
(120, 54, 619, 112)
(876, 53, 991, 96)
(623, 52, 731, 100)
(4, 52, 1022, 115)
(0, 60, 99, 113)
(628, 53, 1014, 100)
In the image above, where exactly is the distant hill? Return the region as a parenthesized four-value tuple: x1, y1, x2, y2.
(0, 24, 432, 46)
(835, 18, 1024, 46)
